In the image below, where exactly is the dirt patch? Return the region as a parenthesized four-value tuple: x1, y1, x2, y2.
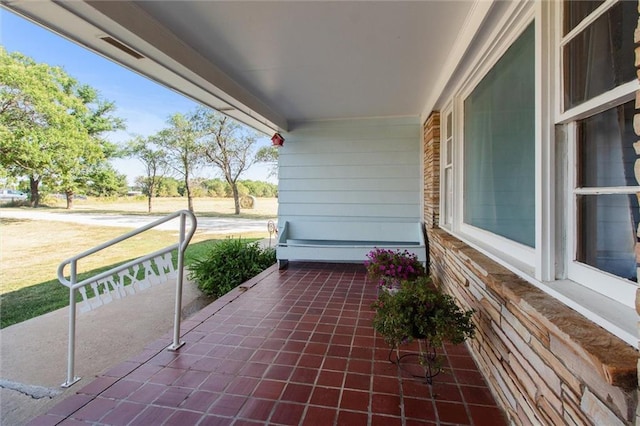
(181, 293, 217, 318)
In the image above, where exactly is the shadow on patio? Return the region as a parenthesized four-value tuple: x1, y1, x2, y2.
(29, 262, 506, 425)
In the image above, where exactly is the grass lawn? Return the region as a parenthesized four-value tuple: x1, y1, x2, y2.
(0, 196, 277, 328)
(40, 196, 279, 219)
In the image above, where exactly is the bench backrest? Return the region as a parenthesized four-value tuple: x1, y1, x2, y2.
(283, 221, 423, 243)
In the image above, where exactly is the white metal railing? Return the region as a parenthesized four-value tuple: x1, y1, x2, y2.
(57, 210, 197, 387)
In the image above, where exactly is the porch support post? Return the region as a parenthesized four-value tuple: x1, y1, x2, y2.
(423, 112, 441, 230)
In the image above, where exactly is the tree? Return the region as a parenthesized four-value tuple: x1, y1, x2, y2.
(83, 163, 128, 197)
(54, 84, 125, 208)
(191, 107, 260, 214)
(157, 177, 180, 197)
(0, 48, 87, 207)
(255, 145, 279, 180)
(126, 136, 169, 212)
(0, 48, 125, 208)
(154, 113, 201, 212)
(203, 178, 226, 197)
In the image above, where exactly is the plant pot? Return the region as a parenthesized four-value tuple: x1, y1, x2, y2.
(377, 277, 401, 296)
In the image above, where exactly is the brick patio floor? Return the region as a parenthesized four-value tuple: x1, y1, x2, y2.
(28, 262, 507, 426)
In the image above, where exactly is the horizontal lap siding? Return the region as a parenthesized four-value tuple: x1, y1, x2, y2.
(278, 117, 422, 224)
(278, 178, 419, 192)
(278, 191, 417, 205)
(279, 165, 419, 180)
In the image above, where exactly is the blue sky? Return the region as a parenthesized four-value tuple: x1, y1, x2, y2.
(0, 9, 274, 184)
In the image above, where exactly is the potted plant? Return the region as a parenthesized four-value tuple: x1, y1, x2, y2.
(364, 248, 425, 294)
(371, 275, 476, 383)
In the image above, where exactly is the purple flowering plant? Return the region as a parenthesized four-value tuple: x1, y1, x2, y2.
(364, 248, 426, 287)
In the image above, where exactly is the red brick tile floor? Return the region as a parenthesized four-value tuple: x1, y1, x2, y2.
(29, 263, 507, 425)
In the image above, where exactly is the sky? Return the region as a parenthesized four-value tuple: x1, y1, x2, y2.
(0, 9, 275, 185)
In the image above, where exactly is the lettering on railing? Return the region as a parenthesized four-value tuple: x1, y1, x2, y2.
(77, 253, 176, 313)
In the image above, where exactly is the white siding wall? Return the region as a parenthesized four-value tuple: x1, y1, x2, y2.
(277, 117, 422, 228)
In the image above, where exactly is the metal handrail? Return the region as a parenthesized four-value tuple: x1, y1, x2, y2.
(57, 210, 197, 387)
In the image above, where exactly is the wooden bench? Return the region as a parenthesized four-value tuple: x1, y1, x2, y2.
(276, 220, 427, 269)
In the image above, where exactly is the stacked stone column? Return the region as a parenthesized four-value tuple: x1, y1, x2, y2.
(423, 112, 440, 230)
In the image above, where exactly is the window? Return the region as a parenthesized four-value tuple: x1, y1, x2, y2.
(441, 109, 453, 226)
(437, 0, 640, 344)
(562, 0, 640, 301)
(462, 23, 535, 248)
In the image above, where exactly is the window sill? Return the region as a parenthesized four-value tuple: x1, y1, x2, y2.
(542, 279, 637, 349)
(529, 278, 638, 390)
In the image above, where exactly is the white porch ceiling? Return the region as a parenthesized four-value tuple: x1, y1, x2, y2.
(2, 0, 486, 134)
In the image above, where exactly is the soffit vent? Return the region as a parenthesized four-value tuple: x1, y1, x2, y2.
(100, 36, 145, 59)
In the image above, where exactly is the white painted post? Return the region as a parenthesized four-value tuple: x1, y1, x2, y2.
(168, 212, 186, 351)
(62, 260, 80, 388)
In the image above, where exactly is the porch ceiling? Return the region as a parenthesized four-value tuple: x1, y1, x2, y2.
(2, 1, 484, 134)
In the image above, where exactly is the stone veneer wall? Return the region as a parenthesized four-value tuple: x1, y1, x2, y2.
(423, 111, 638, 425)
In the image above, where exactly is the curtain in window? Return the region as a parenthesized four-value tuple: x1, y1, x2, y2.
(563, 0, 604, 35)
(463, 24, 535, 247)
(563, 1, 636, 110)
(577, 102, 639, 281)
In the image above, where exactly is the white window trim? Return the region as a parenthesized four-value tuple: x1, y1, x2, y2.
(439, 104, 454, 229)
(557, 81, 638, 124)
(536, 0, 556, 282)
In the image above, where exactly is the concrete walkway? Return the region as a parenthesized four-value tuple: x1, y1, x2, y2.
(0, 275, 207, 425)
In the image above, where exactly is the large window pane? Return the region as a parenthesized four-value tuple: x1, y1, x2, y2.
(578, 101, 636, 188)
(563, 1, 637, 109)
(577, 194, 639, 282)
(464, 24, 535, 247)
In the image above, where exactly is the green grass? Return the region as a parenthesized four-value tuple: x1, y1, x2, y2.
(0, 239, 234, 329)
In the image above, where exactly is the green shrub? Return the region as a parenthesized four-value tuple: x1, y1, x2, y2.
(187, 238, 276, 297)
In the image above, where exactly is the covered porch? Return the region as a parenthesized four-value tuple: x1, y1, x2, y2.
(29, 263, 505, 425)
(4, 1, 640, 424)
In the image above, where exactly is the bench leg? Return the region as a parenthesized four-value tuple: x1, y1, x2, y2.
(278, 259, 289, 270)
